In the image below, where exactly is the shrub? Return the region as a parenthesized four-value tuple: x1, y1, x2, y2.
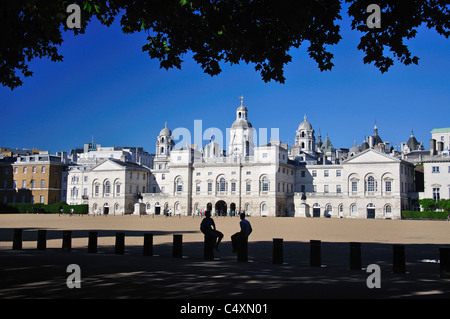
(401, 210, 448, 219)
(0, 202, 88, 214)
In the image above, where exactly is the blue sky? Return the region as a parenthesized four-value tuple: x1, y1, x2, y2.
(1, 7, 449, 155)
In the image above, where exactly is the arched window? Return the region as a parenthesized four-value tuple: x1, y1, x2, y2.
(385, 205, 392, 214)
(219, 178, 226, 192)
(367, 176, 375, 192)
(351, 204, 357, 215)
(104, 181, 111, 195)
(176, 178, 183, 192)
(261, 176, 269, 192)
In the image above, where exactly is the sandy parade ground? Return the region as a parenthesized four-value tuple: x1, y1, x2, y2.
(1, 213, 449, 301)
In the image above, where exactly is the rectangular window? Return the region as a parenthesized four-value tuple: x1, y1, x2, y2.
(246, 171, 251, 175)
(41, 166, 46, 173)
(352, 181, 358, 192)
(207, 182, 212, 193)
(31, 180, 35, 189)
(324, 170, 329, 177)
(116, 184, 120, 195)
(41, 179, 45, 188)
(432, 166, 440, 173)
(231, 182, 236, 192)
(312, 170, 317, 177)
(433, 188, 440, 201)
(336, 170, 341, 177)
(385, 181, 392, 192)
(162, 174, 165, 180)
(22, 180, 26, 189)
(196, 183, 200, 193)
(313, 185, 317, 193)
(324, 185, 329, 193)
(301, 171, 305, 177)
(301, 185, 305, 193)
(246, 182, 251, 193)
(336, 185, 341, 193)
(32, 166, 36, 173)
(40, 195, 44, 204)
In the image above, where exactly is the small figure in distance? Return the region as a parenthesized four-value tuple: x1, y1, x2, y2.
(200, 210, 224, 251)
(231, 212, 252, 253)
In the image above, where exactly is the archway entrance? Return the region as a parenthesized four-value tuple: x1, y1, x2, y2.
(206, 202, 212, 212)
(215, 200, 227, 216)
(155, 202, 161, 215)
(230, 203, 236, 216)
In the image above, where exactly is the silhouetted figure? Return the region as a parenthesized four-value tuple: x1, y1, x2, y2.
(231, 213, 252, 253)
(200, 210, 223, 251)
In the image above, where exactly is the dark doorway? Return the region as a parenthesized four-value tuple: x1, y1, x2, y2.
(313, 207, 320, 217)
(367, 208, 375, 219)
(155, 206, 161, 215)
(103, 204, 109, 215)
(215, 200, 227, 216)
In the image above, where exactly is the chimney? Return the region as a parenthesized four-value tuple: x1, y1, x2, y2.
(430, 139, 436, 155)
(437, 141, 444, 154)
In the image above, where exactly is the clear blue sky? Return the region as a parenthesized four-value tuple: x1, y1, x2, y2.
(1, 7, 449, 155)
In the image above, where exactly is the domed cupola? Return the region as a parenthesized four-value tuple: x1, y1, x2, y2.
(229, 97, 254, 157)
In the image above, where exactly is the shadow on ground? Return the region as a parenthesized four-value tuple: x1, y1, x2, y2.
(1, 229, 449, 299)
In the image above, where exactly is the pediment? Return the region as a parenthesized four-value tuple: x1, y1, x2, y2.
(91, 159, 125, 171)
(343, 149, 401, 165)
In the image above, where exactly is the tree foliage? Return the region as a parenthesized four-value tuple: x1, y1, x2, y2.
(1, 0, 449, 90)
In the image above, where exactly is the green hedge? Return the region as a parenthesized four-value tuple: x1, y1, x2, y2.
(401, 210, 449, 220)
(0, 202, 88, 215)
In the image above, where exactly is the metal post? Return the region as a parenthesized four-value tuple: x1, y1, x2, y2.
(173, 234, 182, 258)
(37, 229, 47, 250)
(272, 238, 283, 264)
(143, 233, 154, 256)
(310, 240, 321, 267)
(115, 232, 125, 255)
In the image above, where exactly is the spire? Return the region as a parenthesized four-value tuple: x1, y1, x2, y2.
(239, 95, 244, 106)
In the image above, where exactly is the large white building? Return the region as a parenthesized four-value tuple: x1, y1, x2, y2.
(65, 99, 447, 218)
(140, 100, 415, 219)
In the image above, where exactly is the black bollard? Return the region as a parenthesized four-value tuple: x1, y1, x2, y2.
(237, 237, 248, 263)
(143, 233, 154, 256)
(88, 231, 98, 253)
(12, 229, 22, 250)
(172, 234, 183, 258)
(272, 238, 283, 264)
(349, 242, 362, 270)
(310, 240, 321, 267)
(440, 247, 450, 279)
(37, 229, 47, 250)
(62, 231, 72, 252)
(393, 244, 406, 274)
(204, 235, 215, 260)
(115, 232, 125, 255)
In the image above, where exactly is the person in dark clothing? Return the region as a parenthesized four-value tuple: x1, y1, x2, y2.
(200, 210, 224, 251)
(231, 212, 252, 253)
